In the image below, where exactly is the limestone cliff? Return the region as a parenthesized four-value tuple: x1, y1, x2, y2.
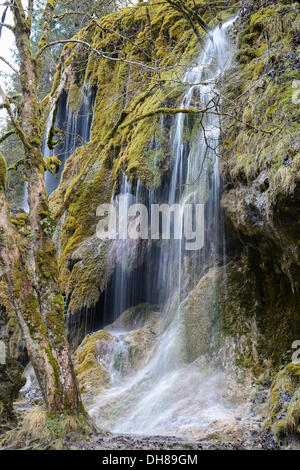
(220, 0, 300, 439)
(47, 0, 299, 442)
(49, 1, 236, 323)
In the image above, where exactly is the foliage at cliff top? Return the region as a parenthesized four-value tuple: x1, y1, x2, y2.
(221, 1, 300, 198)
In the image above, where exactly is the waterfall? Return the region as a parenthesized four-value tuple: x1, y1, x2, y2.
(101, 175, 158, 326)
(21, 87, 96, 212)
(43, 87, 96, 195)
(21, 182, 29, 213)
(89, 18, 238, 437)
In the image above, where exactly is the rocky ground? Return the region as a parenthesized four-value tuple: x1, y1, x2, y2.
(0, 376, 279, 451)
(30, 429, 278, 451)
(0, 422, 278, 451)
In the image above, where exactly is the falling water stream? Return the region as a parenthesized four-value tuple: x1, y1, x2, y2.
(44, 88, 96, 195)
(21, 87, 95, 211)
(89, 18, 240, 438)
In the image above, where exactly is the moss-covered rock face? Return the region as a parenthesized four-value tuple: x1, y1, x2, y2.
(220, 0, 300, 441)
(49, 4, 195, 318)
(74, 304, 160, 403)
(75, 330, 117, 401)
(51, 3, 298, 343)
(49, 1, 235, 326)
(221, 0, 300, 288)
(266, 362, 300, 441)
(216, 260, 299, 376)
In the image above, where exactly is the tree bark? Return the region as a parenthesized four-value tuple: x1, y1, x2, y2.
(0, 0, 89, 423)
(0, 188, 85, 417)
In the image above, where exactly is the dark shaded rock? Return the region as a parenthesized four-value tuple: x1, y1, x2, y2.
(0, 307, 25, 425)
(0, 359, 25, 424)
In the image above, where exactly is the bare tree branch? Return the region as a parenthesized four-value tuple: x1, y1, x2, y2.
(37, 0, 59, 54)
(0, 55, 19, 74)
(37, 38, 171, 72)
(28, 0, 34, 18)
(8, 157, 24, 171)
(0, 83, 30, 148)
(27, 0, 34, 31)
(118, 105, 215, 131)
(0, 21, 14, 32)
(165, 0, 210, 44)
(0, 129, 15, 144)
(54, 10, 87, 20)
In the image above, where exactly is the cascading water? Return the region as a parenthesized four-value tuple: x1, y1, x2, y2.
(43, 87, 96, 195)
(21, 87, 95, 211)
(89, 18, 239, 437)
(101, 175, 155, 326)
(104, 175, 143, 323)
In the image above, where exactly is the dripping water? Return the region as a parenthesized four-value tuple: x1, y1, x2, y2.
(89, 18, 238, 437)
(44, 87, 96, 195)
(21, 87, 96, 212)
(102, 175, 159, 325)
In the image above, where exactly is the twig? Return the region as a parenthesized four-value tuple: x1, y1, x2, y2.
(118, 105, 214, 131)
(0, 129, 15, 144)
(0, 56, 18, 74)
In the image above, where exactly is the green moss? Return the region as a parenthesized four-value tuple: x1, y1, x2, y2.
(75, 331, 113, 394)
(23, 295, 43, 338)
(11, 213, 29, 230)
(0, 152, 7, 190)
(267, 363, 300, 438)
(222, 1, 300, 194)
(46, 293, 66, 345)
(68, 83, 83, 114)
(45, 346, 61, 398)
(37, 243, 58, 280)
(52, 62, 62, 92)
(43, 155, 62, 175)
(250, 6, 276, 30)
(48, 2, 249, 318)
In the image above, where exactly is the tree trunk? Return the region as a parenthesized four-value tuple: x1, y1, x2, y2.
(0, 185, 86, 417)
(0, 306, 25, 424)
(0, 88, 87, 418)
(0, 0, 91, 423)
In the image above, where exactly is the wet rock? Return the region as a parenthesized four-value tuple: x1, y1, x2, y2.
(0, 359, 25, 425)
(74, 305, 162, 403)
(106, 303, 160, 332)
(180, 268, 221, 362)
(75, 330, 117, 401)
(106, 304, 161, 371)
(121, 325, 159, 371)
